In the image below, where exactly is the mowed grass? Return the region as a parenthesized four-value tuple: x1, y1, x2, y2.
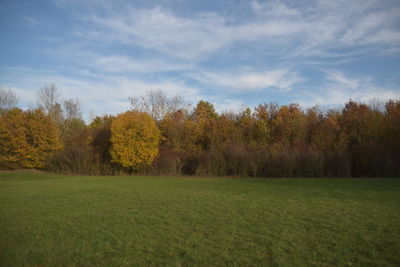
(0, 172, 399, 266)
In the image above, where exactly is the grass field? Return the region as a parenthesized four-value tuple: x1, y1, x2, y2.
(0, 172, 399, 266)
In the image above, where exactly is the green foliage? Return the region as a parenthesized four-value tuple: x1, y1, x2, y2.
(110, 111, 160, 169)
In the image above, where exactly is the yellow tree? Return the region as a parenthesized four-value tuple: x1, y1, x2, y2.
(0, 108, 27, 167)
(110, 111, 160, 169)
(0, 108, 61, 168)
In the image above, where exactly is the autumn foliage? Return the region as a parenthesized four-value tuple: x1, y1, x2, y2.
(1, 87, 399, 177)
(0, 108, 61, 168)
(110, 111, 160, 169)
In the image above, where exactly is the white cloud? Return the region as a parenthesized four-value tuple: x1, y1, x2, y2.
(191, 68, 304, 91)
(88, 6, 307, 61)
(212, 98, 245, 113)
(3, 0, 399, 117)
(1, 67, 200, 119)
(297, 70, 400, 107)
(362, 29, 400, 45)
(94, 55, 190, 73)
(250, 0, 301, 17)
(325, 70, 360, 89)
(341, 8, 400, 46)
(90, 7, 230, 60)
(77, 1, 400, 63)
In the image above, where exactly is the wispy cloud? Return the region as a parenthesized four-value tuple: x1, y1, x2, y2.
(297, 70, 400, 107)
(210, 98, 245, 113)
(87, 6, 306, 61)
(250, 0, 301, 17)
(190, 68, 304, 92)
(94, 55, 190, 73)
(341, 9, 400, 45)
(88, 7, 230, 61)
(85, 1, 400, 62)
(0, 67, 201, 118)
(1, 0, 399, 117)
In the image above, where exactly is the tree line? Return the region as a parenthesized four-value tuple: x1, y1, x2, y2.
(1, 85, 399, 177)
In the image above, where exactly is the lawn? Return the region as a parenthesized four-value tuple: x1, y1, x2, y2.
(0, 172, 399, 266)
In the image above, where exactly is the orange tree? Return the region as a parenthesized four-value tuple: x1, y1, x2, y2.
(110, 111, 160, 169)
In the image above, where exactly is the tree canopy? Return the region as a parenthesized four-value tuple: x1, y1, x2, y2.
(0, 108, 61, 168)
(110, 111, 160, 169)
(1, 85, 399, 177)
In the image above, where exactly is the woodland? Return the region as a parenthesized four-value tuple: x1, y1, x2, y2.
(0, 85, 399, 177)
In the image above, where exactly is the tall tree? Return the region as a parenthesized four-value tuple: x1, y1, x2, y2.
(63, 98, 82, 121)
(37, 84, 61, 115)
(191, 100, 218, 151)
(89, 115, 114, 165)
(0, 87, 18, 114)
(129, 90, 187, 121)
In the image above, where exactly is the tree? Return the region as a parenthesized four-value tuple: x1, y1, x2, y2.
(340, 100, 376, 177)
(191, 100, 218, 151)
(61, 98, 83, 137)
(129, 90, 187, 121)
(238, 107, 254, 144)
(192, 100, 217, 122)
(24, 109, 63, 168)
(271, 104, 306, 146)
(63, 98, 82, 121)
(0, 87, 18, 114)
(37, 84, 61, 115)
(89, 115, 114, 164)
(110, 111, 160, 169)
(0, 109, 26, 168)
(0, 108, 61, 168)
(37, 84, 65, 127)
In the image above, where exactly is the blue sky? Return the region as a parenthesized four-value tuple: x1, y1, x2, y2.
(1, 0, 400, 119)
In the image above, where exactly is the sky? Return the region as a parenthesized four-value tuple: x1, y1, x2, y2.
(1, 0, 400, 120)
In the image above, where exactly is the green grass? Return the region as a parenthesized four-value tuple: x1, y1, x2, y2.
(0, 172, 399, 266)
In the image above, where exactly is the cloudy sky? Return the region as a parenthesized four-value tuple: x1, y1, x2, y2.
(1, 0, 400, 119)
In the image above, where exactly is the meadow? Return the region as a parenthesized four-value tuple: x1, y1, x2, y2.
(0, 171, 399, 266)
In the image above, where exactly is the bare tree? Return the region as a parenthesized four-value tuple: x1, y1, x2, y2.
(61, 98, 82, 131)
(369, 98, 385, 112)
(36, 83, 66, 128)
(37, 84, 61, 115)
(0, 87, 18, 113)
(129, 90, 188, 121)
(63, 98, 82, 121)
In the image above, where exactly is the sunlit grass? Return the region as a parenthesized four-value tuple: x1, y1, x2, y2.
(1, 171, 399, 266)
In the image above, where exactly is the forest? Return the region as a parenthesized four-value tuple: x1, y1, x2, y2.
(1, 85, 399, 178)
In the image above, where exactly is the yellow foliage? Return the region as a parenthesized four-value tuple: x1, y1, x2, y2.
(0, 108, 62, 168)
(110, 111, 160, 169)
